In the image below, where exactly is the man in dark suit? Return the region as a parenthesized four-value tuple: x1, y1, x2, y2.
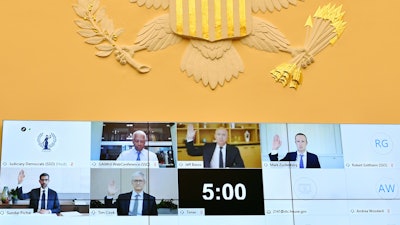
(269, 133, 321, 168)
(16, 170, 61, 214)
(185, 124, 244, 168)
(104, 171, 158, 216)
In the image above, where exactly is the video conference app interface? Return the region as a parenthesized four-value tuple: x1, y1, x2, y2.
(0, 120, 399, 225)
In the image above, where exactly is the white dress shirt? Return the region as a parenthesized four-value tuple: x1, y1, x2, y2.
(297, 151, 307, 169)
(269, 150, 308, 168)
(129, 191, 143, 216)
(210, 144, 226, 168)
(39, 187, 49, 211)
(116, 148, 158, 162)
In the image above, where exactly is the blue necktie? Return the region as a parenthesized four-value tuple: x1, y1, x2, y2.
(219, 147, 223, 168)
(132, 194, 139, 216)
(136, 151, 140, 161)
(41, 190, 46, 210)
(299, 154, 304, 168)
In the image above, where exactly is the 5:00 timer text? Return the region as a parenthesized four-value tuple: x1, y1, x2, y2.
(202, 183, 246, 201)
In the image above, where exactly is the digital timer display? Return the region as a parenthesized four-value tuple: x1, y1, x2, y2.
(202, 183, 246, 200)
(178, 169, 264, 215)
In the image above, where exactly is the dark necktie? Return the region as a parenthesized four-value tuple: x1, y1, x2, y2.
(41, 190, 46, 210)
(136, 151, 140, 161)
(299, 154, 304, 168)
(219, 147, 223, 168)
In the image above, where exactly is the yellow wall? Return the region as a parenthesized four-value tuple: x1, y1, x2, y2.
(1, 0, 399, 155)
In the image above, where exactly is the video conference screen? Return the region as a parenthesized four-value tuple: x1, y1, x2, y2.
(0, 120, 399, 225)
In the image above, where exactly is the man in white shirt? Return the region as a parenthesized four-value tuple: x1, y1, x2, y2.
(116, 130, 159, 164)
(269, 133, 321, 168)
(104, 171, 158, 215)
(185, 124, 244, 168)
(16, 170, 61, 214)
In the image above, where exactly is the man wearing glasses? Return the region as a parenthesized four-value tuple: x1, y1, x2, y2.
(116, 130, 158, 163)
(16, 170, 61, 214)
(104, 171, 158, 215)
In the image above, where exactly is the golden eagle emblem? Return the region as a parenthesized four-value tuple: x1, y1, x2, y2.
(73, 0, 346, 89)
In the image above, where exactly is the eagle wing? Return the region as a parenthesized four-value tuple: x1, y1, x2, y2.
(241, 17, 290, 52)
(130, 0, 169, 10)
(251, 0, 303, 13)
(135, 14, 182, 51)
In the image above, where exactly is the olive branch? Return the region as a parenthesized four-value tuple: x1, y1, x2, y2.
(73, 0, 150, 73)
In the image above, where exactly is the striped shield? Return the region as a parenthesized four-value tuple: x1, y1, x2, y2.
(170, 0, 252, 42)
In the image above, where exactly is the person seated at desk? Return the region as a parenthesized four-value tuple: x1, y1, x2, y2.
(185, 124, 244, 168)
(116, 130, 159, 164)
(104, 171, 158, 216)
(269, 133, 321, 168)
(16, 170, 61, 214)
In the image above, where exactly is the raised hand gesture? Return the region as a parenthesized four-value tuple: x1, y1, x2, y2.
(18, 169, 25, 184)
(186, 124, 196, 141)
(272, 135, 282, 151)
(107, 180, 119, 196)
